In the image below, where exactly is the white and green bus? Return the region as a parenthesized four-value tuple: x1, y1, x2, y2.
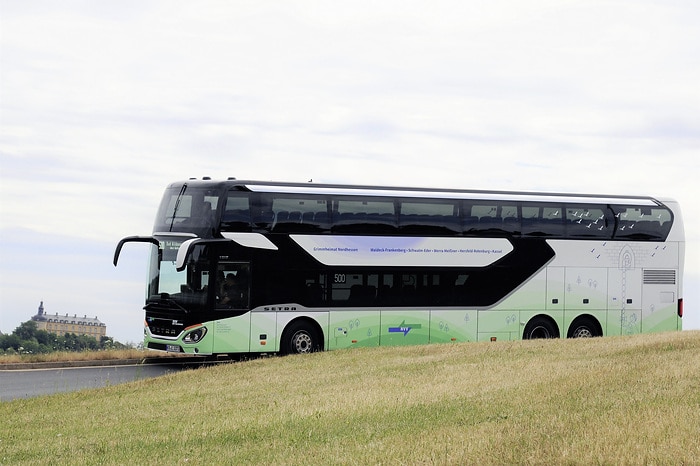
(114, 179, 685, 356)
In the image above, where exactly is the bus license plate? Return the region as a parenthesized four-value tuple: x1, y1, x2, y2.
(166, 344, 181, 353)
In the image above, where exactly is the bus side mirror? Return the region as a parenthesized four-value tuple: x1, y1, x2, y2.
(113, 236, 160, 266)
(175, 238, 234, 272)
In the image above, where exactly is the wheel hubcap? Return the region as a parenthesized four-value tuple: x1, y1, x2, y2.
(573, 327, 593, 338)
(292, 331, 313, 353)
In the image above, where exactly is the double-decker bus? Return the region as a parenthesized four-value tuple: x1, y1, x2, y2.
(114, 178, 684, 356)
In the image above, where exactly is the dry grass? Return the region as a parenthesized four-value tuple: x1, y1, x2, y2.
(0, 349, 142, 364)
(2, 331, 699, 465)
(0, 348, 170, 365)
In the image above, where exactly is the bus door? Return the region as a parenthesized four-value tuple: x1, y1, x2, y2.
(211, 260, 253, 354)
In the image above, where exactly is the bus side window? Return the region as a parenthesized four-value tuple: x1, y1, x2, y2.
(216, 263, 250, 310)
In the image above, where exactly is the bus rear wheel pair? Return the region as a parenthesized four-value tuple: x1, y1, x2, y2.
(523, 315, 602, 340)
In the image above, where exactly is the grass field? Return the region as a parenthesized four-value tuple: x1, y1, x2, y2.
(2, 331, 699, 465)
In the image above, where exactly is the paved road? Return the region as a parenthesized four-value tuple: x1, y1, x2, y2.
(0, 363, 189, 402)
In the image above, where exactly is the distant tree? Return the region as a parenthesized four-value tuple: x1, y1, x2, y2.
(14, 320, 38, 341)
(35, 329, 53, 346)
(100, 335, 115, 350)
(0, 333, 22, 351)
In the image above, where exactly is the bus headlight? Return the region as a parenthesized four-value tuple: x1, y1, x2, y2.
(183, 327, 207, 343)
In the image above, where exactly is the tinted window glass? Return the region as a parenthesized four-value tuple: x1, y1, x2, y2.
(221, 193, 251, 231)
(565, 205, 612, 238)
(613, 205, 673, 240)
(521, 204, 564, 237)
(333, 197, 396, 233)
(464, 202, 520, 236)
(399, 200, 460, 235)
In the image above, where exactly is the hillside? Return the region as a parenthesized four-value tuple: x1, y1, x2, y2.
(2, 331, 700, 465)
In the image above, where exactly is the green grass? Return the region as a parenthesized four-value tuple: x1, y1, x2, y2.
(2, 331, 700, 465)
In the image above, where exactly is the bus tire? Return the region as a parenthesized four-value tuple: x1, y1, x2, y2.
(567, 316, 602, 338)
(281, 320, 322, 355)
(523, 316, 559, 340)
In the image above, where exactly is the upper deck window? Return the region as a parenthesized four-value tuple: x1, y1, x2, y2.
(521, 204, 564, 237)
(464, 202, 520, 236)
(399, 200, 460, 235)
(565, 205, 612, 238)
(271, 196, 329, 232)
(221, 193, 252, 231)
(154, 185, 220, 236)
(333, 198, 396, 234)
(613, 205, 673, 240)
(210, 186, 674, 242)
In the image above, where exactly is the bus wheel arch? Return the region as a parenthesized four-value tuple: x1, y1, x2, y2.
(280, 318, 324, 355)
(523, 315, 560, 340)
(567, 315, 602, 338)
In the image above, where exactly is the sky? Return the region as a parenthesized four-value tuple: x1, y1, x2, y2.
(1, 0, 698, 344)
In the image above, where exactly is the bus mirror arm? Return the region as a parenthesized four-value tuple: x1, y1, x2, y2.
(113, 236, 160, 266)
(175, 238, 234, 272)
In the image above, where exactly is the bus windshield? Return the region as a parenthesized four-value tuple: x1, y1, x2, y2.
(146, 237, 211, 313)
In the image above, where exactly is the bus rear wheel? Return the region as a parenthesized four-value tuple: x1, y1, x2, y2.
(281, 321, 321, 355)
(523, 316, 558, 340)
(568, 317, 601, 338)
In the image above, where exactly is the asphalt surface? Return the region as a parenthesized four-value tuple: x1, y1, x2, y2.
(0, 361, 194, 402)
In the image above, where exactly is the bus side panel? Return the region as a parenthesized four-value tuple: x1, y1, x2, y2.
(642, 272, 682, 332)
(546, 267, 565, 312)
(328, 310, 380, 350)
(565, 268, 608, 311)
(607, 268, 642, 336)
(607, 309, 642, 336)
(477, 309, 522, 341)
(249, 310, 276, 353)
(494, 268, 547, 312)
(211, 314, 252, 354)
(478, 268, 548, 341)
(380, 310, 430, 346)
(429, 309, 477, 343)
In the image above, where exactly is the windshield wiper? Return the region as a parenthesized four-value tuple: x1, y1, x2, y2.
(169, 184, 188, 231)
(144, 294, 189, 314)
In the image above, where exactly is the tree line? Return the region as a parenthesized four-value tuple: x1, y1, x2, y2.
(0, 320, 133, 354)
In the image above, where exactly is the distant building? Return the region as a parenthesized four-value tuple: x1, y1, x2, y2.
(31, 301, 107, 341)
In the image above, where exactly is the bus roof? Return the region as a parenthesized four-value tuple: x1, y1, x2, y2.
(175, 178, 664, 206)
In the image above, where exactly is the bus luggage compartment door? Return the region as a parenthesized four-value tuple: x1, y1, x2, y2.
(607, 267, 642, 335)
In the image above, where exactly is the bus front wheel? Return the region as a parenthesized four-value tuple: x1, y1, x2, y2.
(523, 316, 559, 340)
(281, 320, 322, 355)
